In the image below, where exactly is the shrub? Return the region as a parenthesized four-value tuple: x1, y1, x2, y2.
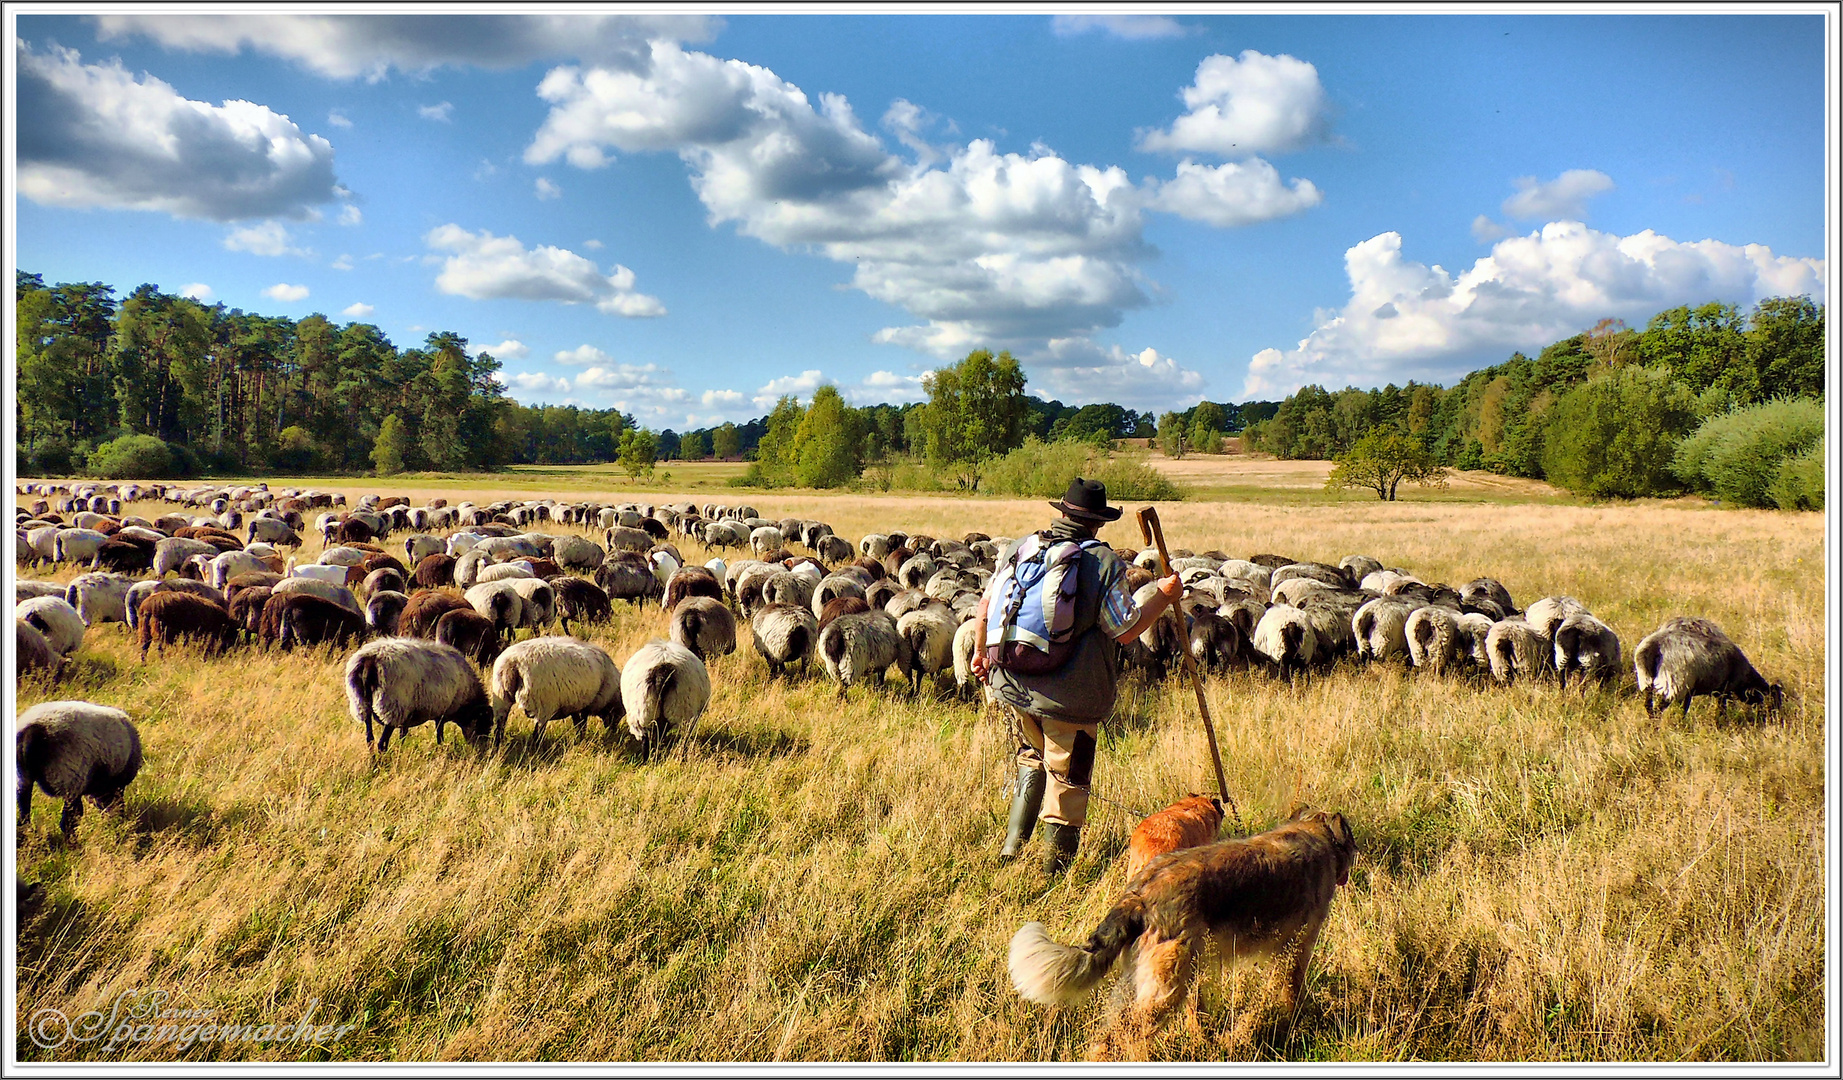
(1670, 397, 1824, 509)
(85, 434, 177, 479)
(1540, 367, 1698, 498)
(23, 438, 75, 476)
(1768, 441, 1825, 511)
(980, 439, 1183, 501)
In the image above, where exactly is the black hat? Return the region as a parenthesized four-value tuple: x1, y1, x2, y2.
(1049, 477, 1123, 522)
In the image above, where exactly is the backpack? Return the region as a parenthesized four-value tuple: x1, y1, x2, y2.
(984, 532, 1107, 675)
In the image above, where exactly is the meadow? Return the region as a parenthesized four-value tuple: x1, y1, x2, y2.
(12, 463, 1828, 1062)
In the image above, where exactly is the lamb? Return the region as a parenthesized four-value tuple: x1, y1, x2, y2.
(897, 603, 961, 695)
(1524, 596, 1588, 642)
(137, 591, 240, 660)
(663, 566, 724, 613)
(1553, 612, 1622, 689)
(670, 597, 738, 662)
(1404, 605, 1461, 674)
(16, 701, 142, 838)
(344, 637, 493, 752)
(1251, 604, 1317, 677)
(17, 621, 64, 675)
(17, 596, 86, 656)
(275, 593, 368, 651)
(435, 609, 504, 667)
(1485, 619, 1551, 684)
(487, 636, 624, 744)
(1633, 617, 1780, 717)
(64, 573, 135, 626)
(619, 640, 712, 754)
(401, 590, 474, 638)
(818, 610, 913, 696)
(549, 577, 612, 635)
(1353, 597, 1420, 664)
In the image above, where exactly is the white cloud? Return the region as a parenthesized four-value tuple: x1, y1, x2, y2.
(752, 369, 827, 409)
(1031, 341, 1207, 412)
(425, 224, 666, 316)
(342, 301, 374, 317)
(338, 203, 362, 226)
(575, 362, 690, 417)
(224, 221, 308, 257)
(327, 109, 352, 129)
(582, 238, 604, 250)
(330, 254, 354, 270)
(845, 370, 928, 405)
(419, 101, 454, 123)
(1242, 221, 1827, 398)
(263, 283, 310, 302)
(508, 371, 571, 394)
(179, 283, 212, 300)
(92, 13, 722, 81)
(1470, 215, 1512, 243)
(555, 344, 611, 366)
(16, 41, 340, 221)
(1502, 169, 1616, 221)
(1146, 159, 1322, 227)
(484, 339, 530, 359)
(701, 388, 745, 408)
(1050, 14, 1191, 40)
(535, 177, 562, 200)
(1137, 51, 1330, 159)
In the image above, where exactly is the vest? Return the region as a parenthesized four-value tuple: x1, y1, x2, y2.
(987, 536, 1122, 724)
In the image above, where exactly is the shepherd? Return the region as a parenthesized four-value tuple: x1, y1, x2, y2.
(972, 478, 1183, 875)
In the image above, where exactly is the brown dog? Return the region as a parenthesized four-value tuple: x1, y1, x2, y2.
(1124, 794, 1224, 881)
(1010, 806, 1358, 1059)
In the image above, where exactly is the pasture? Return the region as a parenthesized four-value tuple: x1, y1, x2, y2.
(12, 479, 1827, 1062)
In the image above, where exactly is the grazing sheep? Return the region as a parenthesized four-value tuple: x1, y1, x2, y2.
(247, 517, 300, 547)
(344, 638, 492, 752)
(552, 534, 605, 575)
(319, 545, 372, 568)
(124, 579, 227, 629)
(1353, 597, 1419, 664)
(363, 567, 407, 597)
(606, 526, 653, 554)
(884, 588, 930, 620)
(815, 534, 854, 565)
(1251, 604, 1317, 677)
(750, 526, 786, 558)
(1553, 612, 1622, 689)
(223, 571, 284, 603)
(818, 610, 913, 696)
(597, 552, 663, 606)
(508, 578, 556, 635)
(17, 596, 86, 656)
(489, 636, 625, 744)
(1187, 605, 1245, 673)
(818, 595, 872, 631)
(619, 640, 713, 753)
(53, 528, 110, 565)
(1405, 605, 1461, 674)
(670, 597, 738, 662)
(1217, 597, 1267, 642)
(228, 586, 274, 641)
(664, 566, 724, 613)
(401, 590, 474, 638)
(453, 548, 492, 590)
(1633, 617, 1781, 717)
(90, 538, 155, 574)
(17, 620, 64, 675)
(435, 609, 504, 667)
(412, 554, 457, 590)
(153, 536, 219, 578)
(1298, 591, 1364, 661)
(270, 577, 362, 615)
(465, 581, 526, 641)
(137, 592, 240, 660)
(762, 570, 815, 611)
(1339, 554, 1384, 586)
(1460, 577, 1518, 617)
(64, 573, 135, 626)
(897, 603, 961, 695)
(752, 603, 819, 679)
(1485, 619, 1551, 684)
(276, 593, 368, 650)
(1524, 596, 1588, 642)
(811, 573, 867, 620)
(1270, 562, 1346, 590)
(549, 577, 612, 635)
(1272, 576, 1335, 607)
(16, 701, 141, 838)
(288, 561, 353, 586)
(1454, 612, 1496, 670)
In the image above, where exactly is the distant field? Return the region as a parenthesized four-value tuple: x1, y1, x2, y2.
(13, 472, 1823, 1062)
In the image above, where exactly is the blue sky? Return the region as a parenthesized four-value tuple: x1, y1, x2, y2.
(10, 9, 1832, 430)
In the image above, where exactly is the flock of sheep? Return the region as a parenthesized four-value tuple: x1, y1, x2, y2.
(16, 480, 1783, 837)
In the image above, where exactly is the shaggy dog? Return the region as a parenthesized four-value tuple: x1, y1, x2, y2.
(1010, 806, 1357, 1060)
(1124, 795, 1225, 881)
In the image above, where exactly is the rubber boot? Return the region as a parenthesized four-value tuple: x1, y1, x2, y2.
(1043, 822, 1082, 876)
(999, 766, 1047, 859)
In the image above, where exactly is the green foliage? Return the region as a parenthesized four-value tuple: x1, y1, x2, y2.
(271, 425, 321, 472)
(1671, 397, 1825, 509)
(86, 434, 179, 479)
(679, 430, 710, 461)
(792, 386, 865, 488)
(1768, 441, 1825, 511)
(711, 422, 742, 460)
(1156, 411, 1188, 458)
(1540, 367, 1699, 498)
(372, 414, 410, 475)
(1326, 428, 1451, 501)
(979, 438, 1183, 501)
(919, 349, 1030, 488)
(617, 429, 659, 481)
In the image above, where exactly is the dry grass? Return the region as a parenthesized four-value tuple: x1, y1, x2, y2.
(13, 486, 1825, 1061)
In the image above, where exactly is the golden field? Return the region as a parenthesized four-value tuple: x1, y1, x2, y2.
(11, 468, 1828, 1061)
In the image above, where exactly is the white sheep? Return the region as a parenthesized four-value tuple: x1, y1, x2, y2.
(1353, 597, 1419, 663)
(1485, 619, 1551, 684)
(1525, 596, 1589, 642)
(16, 701, 142, 837)
(817, 610, 913, 695)
(1404, 605, 1461, 674)
(154, 537, 219, 578)
(210, 550, 269, 591)
(317, 545, 371, 568)
(53, 528, 110, 564)
(17, 596, 86, 656)
(1251, 604, 1317, 676)
(751, 603, 819, 679)
(488, 636, 624, 744)
(509, 578, 556, 635)
(64, 573, 135, 626)
(750, 526, 785, 557)
(619, 640, 712, 754)
(16, 581, 67, 604)
(465, 581, 526, 640)
(898, 603, 961, 696)
(287, 560, 352, 586)
(344, 637, 492, 753)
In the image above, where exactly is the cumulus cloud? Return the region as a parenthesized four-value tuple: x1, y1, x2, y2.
(1146, 159, 1322, 227)
(1051, 14, 1192, 40)
(264, 283, 310, 302)
(342, 301, 374, 317)
(1137, 51, 1330, 159)
(701, 388, 745, 408)
(1470, 215, 1512, 243)
(1031, 341, 1208, 412)
(224, 221, 308, 257)
(844, 370, 928, 406)
(753, 369, 827, 410)
(327, 109, 352, 128)
(554, 344, 611, 365)
(425, 224, 666, 316)
(1243, 221, 1827, 398)
(16, 41, 341, 221)
(484, 339, 530, 359)
(338, 203, 362, 225)
(179, 283, 212, 300)
(1502, 169, 1616, 221)
(508, 371, 571, 394)
(535, 177, 562, 200)
(91, 13, 723, 81)
(574, 362, 690, 418)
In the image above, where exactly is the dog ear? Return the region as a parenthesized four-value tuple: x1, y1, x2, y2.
(1286, 800, 1311, 821)
(1330, 812, 1355, 849)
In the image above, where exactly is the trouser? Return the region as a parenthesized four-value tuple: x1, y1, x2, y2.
(1011, 708, 1097, 828)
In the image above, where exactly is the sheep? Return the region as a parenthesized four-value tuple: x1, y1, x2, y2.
(885, 588, 931, 620)
(402, 590, 474, 639)
(811, 574, 868, 621)
(619, 640, 712, 754)
(664, 566, 724, 613)
(16, 701, 142, 838)
(750, 526, 785, 557)
(1632, 617, 1781, 718)
(762, 570, 815, 612)
(246, 516, 300, 547)
(363, 567, 408, 598)
(1454, 612, 1496, 670)
(1339, 554, 1384, 587)
(276, 593, 369, 651)
(465, 581, 526, 641)
(344, 638, 493, 752)
(1485, 619, 1551, 684)
(1361, 569, 1414, 594)
(453, 548, 492, 590)
(670, 597, 738, 662)
(552, 534, 605, 574)
(52, 527, 109, 565)
(17, 596, 86, 656)
(16, 581, 67, 604)
(228, 586, 273, 642)
(65, 573, 135, 626)
(1461, 577, 1518, 617)
(1251, 604, 1317, 677)
(815, 534, 854, 565)
(154, 536, 219, 578)
(19, 616, 66, 675)
(489, 637, 625, 744)
(435, 609, 505, 667)
(411, 554, 457, 590)
(818, 610, 913, 697)
(547, 577, 611, 636)
(476, 562, 535, 584)
(606, 525, 653, 554)
(1187, 605, 1245, 673)
(288, 561, 353, 586)
(1525, 596, 1588, 642)
(1271, 576, 1335, 607)
(597, 552, 663, 606)
(403, 534, 446, 566)
(1553, 612, 1622, 689)
(1298, 591, 1364, 661)
(1353, 597, 1420, 664)
(137, 592, 240, 660)
(125, 579, 227, 629)
(1216, 597, 1268, 643)
(90, 538, 155, 574)
(897, 603, 961, 695)
(270, 577, 362, 615)
(509, 578, 556, 636)
(1270, 562, 1345, 590)
(1404, 605, 1461, 674)
(209, 549, 270, 591)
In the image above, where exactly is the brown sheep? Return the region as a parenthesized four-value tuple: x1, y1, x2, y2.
(401, 589, 474, 638)
(223, 571, 283, 604)
(228, 586, 273, 641)
(362, 552, 410, 577)
(275, 593, 367, 650)
(818, 595, 871, 631)
(548, 576, 611, 635)
(412, 553, 457, 590)
(664, 566, 724, 612)
(138, 592, 240, 660)
(852, 555, 887, 582)
(337, 518, 375, 544)
(435, 608, 503, 667)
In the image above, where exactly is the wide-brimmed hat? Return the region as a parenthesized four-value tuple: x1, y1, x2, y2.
(1049, 477, 1123, 522)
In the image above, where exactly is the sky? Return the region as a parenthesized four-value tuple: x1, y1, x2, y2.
(9, 8, 1834, 431)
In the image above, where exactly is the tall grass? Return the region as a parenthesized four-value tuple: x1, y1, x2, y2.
(13, 492, 1824, 1061)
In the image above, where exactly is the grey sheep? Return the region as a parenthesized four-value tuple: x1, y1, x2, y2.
(17, 596, 86, 656)
(897, 602, 961, 695)
(345, 637, 493, 753)
(1524, 596, 1588, 642)
(752, 603, 819, 679)
(1632, 617, 1780, 717)
(1485, 619, 1551, 684)
(670, 596, 738, 662)
(762, 570, 815, 611)
(16, 701, 142, 837)
(489, 636, 624, 744)
(367, 590, 411, 636)
(65, 573, 135, 626)
(1460, 577, 1518, 617)
(619, 640, 712, 753)
(1553, 612, 1622, 689)
(818, 610, 913, 696)
(17, 620, 64, 675)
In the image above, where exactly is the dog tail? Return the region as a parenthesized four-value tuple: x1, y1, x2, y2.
(1008, 897, 1144, 1005)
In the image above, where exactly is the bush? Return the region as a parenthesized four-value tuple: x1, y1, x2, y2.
(85, 434, 178, 479)
(1768, 441, 1825, 511)
(980, 439, 1183, 501)
(22, 438, 75, 476)
(1540, 367, 1698, 498)
(1670, 397, 1824, 509)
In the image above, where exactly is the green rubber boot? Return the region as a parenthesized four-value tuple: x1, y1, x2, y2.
(999, 766, 1047, 859)
(1043, 822, 1082, 876)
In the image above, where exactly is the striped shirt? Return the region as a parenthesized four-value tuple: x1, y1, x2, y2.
(1096, 553, 1140, 639)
